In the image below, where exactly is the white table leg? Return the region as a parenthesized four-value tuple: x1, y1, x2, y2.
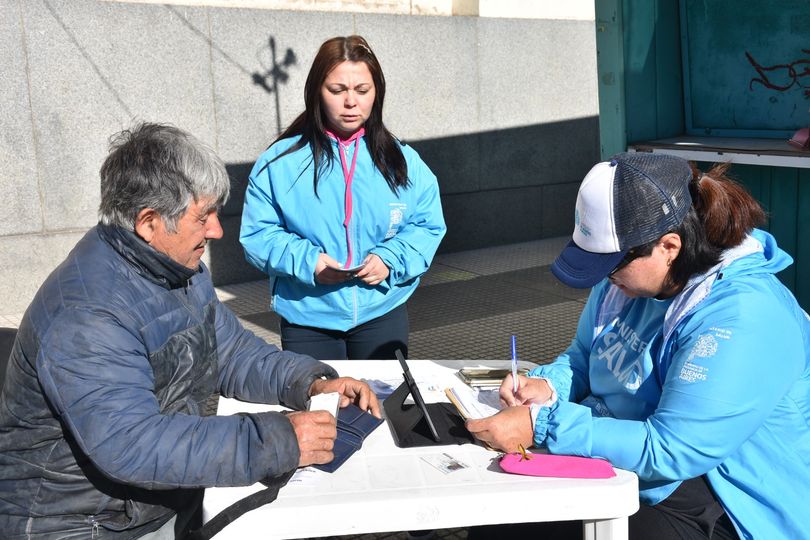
(583, 517, 629, 540)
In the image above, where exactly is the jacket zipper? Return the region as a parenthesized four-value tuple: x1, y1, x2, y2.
(352, 286, 359, 326)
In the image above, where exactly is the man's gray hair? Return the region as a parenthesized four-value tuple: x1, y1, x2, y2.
(99, 122, 230, 233)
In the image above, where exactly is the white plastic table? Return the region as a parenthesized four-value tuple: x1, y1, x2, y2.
(203, 360, 638, 539)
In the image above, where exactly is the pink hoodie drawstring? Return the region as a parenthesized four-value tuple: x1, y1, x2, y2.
(326, 128, 365, 269)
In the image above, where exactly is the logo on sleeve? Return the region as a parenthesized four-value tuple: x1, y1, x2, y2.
(385, 203, 406, 239)
(679, 333, 718, 383)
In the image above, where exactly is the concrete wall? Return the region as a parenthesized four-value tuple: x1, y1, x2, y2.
(1, 0, 599, 314)
(111, 0, 455, 16)
(110, 0, 596, 20)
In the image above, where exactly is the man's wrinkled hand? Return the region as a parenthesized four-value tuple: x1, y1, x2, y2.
(287, 410, 337, 467)
(309, 376, 381, 418)
(465, 406, 533, 453)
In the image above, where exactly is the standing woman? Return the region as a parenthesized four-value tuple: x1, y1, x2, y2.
(240, 36, 445, 360)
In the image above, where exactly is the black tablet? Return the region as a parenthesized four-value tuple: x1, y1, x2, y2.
(395, 350, 441, 442)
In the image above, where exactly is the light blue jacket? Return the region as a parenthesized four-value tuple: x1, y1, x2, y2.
(530, 230, 810, 540)
(240, 135, 446, 331)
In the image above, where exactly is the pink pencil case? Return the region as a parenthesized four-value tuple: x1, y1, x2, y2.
(499, 452, 616, 479)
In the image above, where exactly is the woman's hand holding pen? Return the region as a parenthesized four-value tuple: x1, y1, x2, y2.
(465, 406, 534, 454)
(473, 374, 555, 453)
(500, 375, 553, 407)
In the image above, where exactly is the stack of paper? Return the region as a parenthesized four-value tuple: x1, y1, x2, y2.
(456, 367, 528, 389)
(445, 384, 502, 420)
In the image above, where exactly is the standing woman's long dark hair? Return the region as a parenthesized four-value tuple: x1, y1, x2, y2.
(271, 35, 409, 195)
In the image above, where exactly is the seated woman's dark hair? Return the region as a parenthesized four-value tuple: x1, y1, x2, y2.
(632, 162, 767, 290)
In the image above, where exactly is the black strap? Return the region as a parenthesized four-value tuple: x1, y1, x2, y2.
(184, 469, 295, 540)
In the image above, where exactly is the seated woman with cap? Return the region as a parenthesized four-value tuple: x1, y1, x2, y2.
(465, 153, 810, 540)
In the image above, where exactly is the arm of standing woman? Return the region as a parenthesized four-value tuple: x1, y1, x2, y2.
(368, 153, 446, 287)
(240, 156, 324, 287)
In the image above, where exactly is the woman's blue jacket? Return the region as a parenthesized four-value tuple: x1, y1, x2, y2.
(530, 230, 810, 540)
(240, 135, 446, 331)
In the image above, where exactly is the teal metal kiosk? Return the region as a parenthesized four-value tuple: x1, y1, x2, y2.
(595, 0, 810, 308)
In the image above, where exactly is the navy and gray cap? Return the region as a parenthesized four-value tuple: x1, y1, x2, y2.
(551, 152, 693, 288)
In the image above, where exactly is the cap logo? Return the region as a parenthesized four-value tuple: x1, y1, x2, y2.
(575, 208, 592, 237)
(662, 203, 670, 215)
(579, 223, 592, 237)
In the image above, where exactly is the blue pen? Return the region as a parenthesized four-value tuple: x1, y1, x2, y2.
(511, 334, 518, 393)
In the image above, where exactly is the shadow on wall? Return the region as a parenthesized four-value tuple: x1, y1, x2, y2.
(208, 116, 599, 288)
(167, 9, 299, 134)
(250, 36, 298, 135)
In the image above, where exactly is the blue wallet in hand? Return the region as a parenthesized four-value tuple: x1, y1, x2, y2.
(314, 403, 383, 473)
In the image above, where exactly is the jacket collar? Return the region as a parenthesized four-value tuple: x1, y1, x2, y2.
(97, 223, 200, 290)
(594, 233, 767, 344)
(325, 127, 365, 146)
(662, 234, 763, 341)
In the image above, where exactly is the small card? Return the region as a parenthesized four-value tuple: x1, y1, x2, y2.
(456, 367, 529, 388)
(308, 392, 340, 417)
(421, 453, 470, 474)
(288, 466, 324, 486)
(330, 263, 366, 275)
(342, 263, 366, 273)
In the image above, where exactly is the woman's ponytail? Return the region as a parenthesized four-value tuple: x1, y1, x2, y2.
(689, 162, 766, 250)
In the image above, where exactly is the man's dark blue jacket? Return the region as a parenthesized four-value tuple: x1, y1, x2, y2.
(0, 225, 337, 538)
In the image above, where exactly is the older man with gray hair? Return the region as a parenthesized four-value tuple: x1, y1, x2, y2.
(0, 122, 379, 539)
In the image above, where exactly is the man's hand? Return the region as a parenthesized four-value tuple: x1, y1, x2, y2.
(465, 406, 533, 453)
(500, 375, 553, 407)
(286, 410, 337, 467)
(353, 254, 389, 286)
(309, 377, 381, 418)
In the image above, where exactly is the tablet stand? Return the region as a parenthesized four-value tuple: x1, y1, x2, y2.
(383, 371, 475, 448)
